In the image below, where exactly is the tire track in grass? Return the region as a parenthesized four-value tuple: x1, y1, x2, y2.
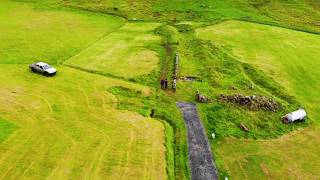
(78, 123, 111, 179)
(0, 93, 77, 178)
(140, 122, 153, 179)
(120, 130, 135, 179)
(49, 120, 99, 178)
(75, 84, 135, 179)
(112, 119, 141, 178)
(0, 102, 40, 172)
(79, 106, 129, 178)
(0, 64, 167, 179)
(48, 104, 117, 179)
(4, 128, 42, 177)
(91, 140, 111, 179)
(93, 83, 107, 111)
(11, 138, 56, 179)
(112, 131, 131, 179)
(46, 144, 80, 179)
(0, 130, 33, 168)
(78, 85, 91, 112)
(88, 115, 118, 179)
(151, 123, 158, 179)
(0, 95, 61, 179)
(89, 112, 130, 179)
(142, 146, 150, 179)
(81, 140, 108, 179)
(0, 132, 40, 179)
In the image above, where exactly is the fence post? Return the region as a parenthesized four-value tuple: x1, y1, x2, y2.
(173, 53, 179, 90)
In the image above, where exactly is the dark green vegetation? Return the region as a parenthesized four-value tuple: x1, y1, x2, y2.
(107, 86, 153, 117)
(2, 0, 320, 179)
(33, 0, 320, 33)
(16, 0, 320, 33)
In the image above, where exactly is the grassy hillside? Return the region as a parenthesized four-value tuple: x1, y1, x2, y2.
(155, 0, 320, 32)
(47, 0, 320, 33)
(197, 20, 320, 120)
(196, 20, 320, 178)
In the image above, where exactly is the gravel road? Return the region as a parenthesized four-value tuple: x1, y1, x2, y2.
(177, 102, 218, 180)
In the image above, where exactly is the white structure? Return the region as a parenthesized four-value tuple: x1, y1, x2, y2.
(282, 109, 307, 123)
(211, 133, 215, 139)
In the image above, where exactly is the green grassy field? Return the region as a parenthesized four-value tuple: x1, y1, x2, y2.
(0, 65, 167, 179)
(1, 0, 320, 179)
(65, 22, 162, 79)
(196, 20, 320, 178)
(0, 1, 169, 179)
(0, 0, 125, 65)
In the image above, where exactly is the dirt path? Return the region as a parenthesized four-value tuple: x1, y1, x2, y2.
(177, 102, 218, 180)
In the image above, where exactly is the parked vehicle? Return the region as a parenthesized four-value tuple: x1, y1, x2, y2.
(29, 62, 57, 76)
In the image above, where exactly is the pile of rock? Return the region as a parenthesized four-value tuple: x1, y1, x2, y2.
(239, 123, 249, 132)
(196, 92, 209, 103)
(218, 94, 280, 112)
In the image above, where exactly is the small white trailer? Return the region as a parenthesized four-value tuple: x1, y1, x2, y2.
(282, 109, 307, 123)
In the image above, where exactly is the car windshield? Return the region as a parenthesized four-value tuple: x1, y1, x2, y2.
(43, 65, 51, 69)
